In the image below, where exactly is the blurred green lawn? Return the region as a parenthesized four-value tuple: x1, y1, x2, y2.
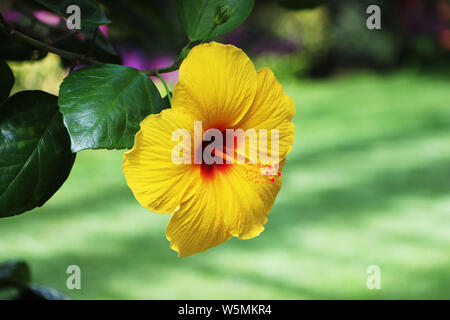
(0, 69, 449, 299)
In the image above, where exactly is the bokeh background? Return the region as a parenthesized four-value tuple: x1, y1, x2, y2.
(0, 0, 449, 299)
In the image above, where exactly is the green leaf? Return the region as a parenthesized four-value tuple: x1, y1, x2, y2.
(176, 0, 254, 41)
(0, 60, 14, 105)
(276, 0, 328, 10)
(0, 91, 76, 218)
(58, 64, 165, 152)
(33, 0, 110, 26)
(0, 260, 31, 288)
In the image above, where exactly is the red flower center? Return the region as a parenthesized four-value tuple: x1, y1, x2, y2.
(195, 129, 236, 180)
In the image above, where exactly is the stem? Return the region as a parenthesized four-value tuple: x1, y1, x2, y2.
(86, 27, 99, 57)
(146, 62, 181, 76)
(201, 23, 218, 44)
(155, 73, 172, 106)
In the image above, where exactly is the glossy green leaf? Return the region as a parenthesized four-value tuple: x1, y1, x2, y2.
(276, 0, 328, 10)
(33, 0, 110, 26)
(0, 260, 31, 288)
(0, 60, 14, 105)
(176, 0, 254, 41)
(0, 91, 76, 218)
(58, 64, 165, 152)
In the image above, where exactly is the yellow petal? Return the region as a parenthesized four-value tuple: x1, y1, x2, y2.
(122, 108, 198, 214)
(166, 163, 281, 257)
(237, 68, 296, 162)
(221, 164, 282, 239)
(165, 174, 233, 257)
(172, 42, 258, 128)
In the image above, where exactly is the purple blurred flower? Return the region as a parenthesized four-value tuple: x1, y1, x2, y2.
(99, 25, 109, 38)
(119, 46, 179, 85)
(251, 38, 299, 56)
(3, 10, 23, 23)
(73, 64, 87, 71)
(148, 56, 179, 85)
(34, 10, 61, 26)
(223, 25, 246, 46)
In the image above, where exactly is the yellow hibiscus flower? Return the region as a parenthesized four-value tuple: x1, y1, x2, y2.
(123, 42, 295, 257)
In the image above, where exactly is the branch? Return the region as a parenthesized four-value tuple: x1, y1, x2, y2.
(201, 23, 218, 44)
(0, 11, 101, 65)
(12, 29, 101, 64)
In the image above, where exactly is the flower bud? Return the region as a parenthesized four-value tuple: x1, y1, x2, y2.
(214, 3, 235, 25)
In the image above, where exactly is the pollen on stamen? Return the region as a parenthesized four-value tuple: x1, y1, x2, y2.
(243, 161, 282, 185)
